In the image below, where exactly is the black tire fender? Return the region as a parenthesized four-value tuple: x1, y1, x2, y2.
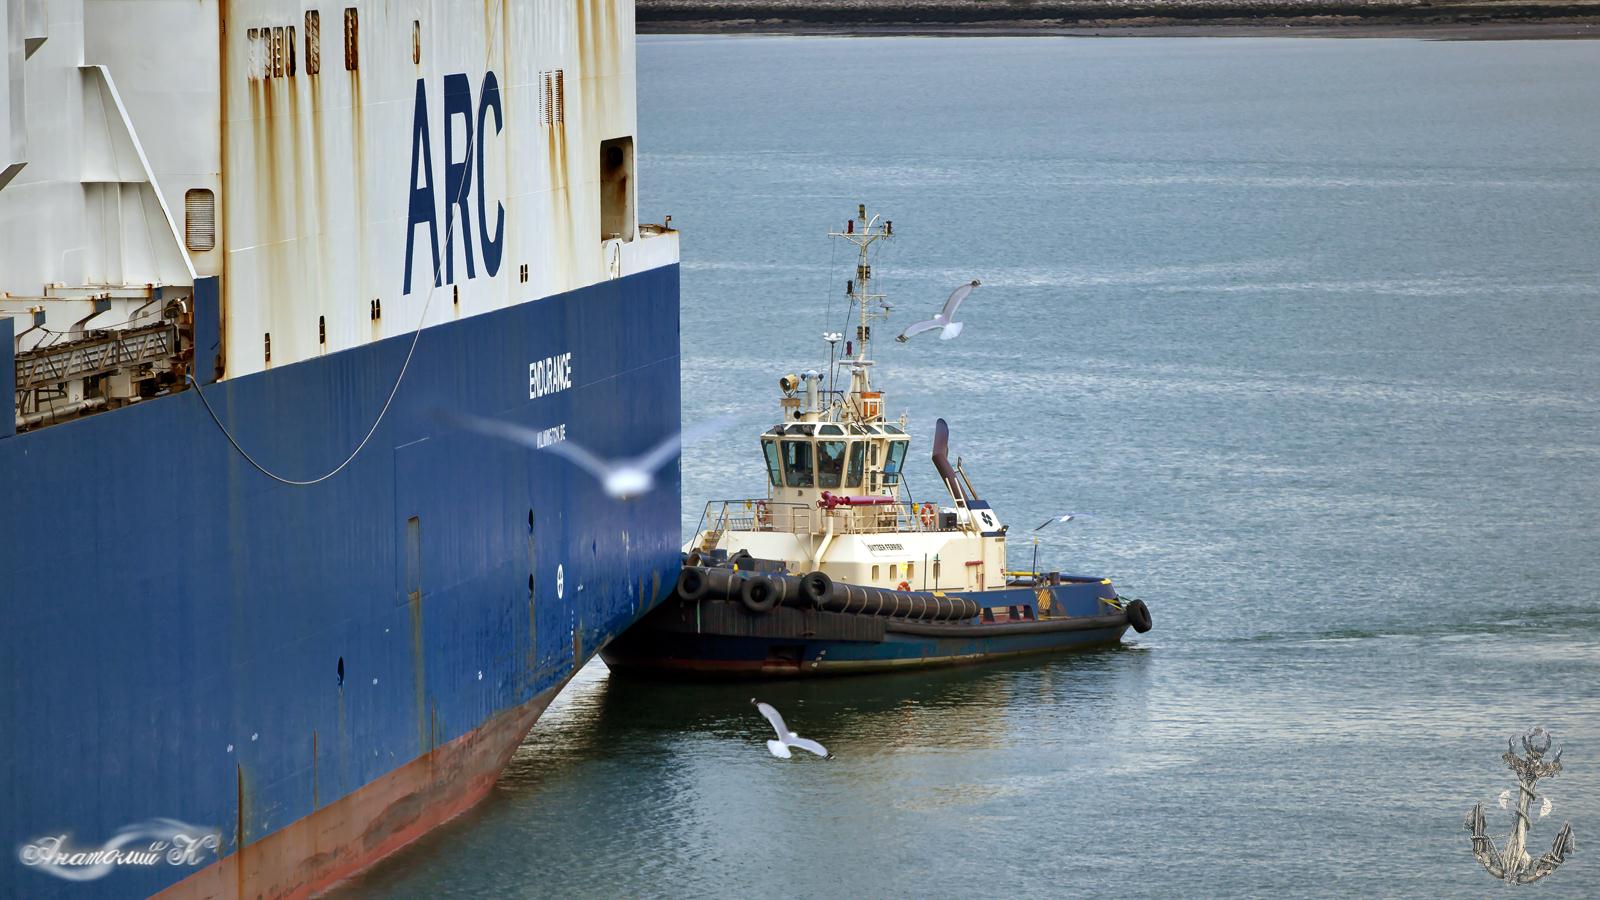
(800, 570, 833, 606)
(740, 574, 779, 614)
(1125, 598, 1153, 634)
(676, 566, 709, 601)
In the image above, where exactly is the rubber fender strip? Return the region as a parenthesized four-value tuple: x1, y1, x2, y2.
(885, 613, 1128, 638)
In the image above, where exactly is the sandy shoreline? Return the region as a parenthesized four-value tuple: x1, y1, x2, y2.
(637, 1, 1600, 39)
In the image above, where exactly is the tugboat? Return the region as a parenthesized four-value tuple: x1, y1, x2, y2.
(602, 206, 1152, 677)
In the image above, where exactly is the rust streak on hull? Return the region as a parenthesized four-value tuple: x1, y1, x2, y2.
(156, 680, 568, 900)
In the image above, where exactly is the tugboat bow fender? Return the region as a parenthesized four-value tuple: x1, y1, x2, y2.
(801, 570, 833, 604)
(1124, 598, 1154, 633)
(674, 566, 981, 620)
(805, 574, 981, 621)
(740, 574, 780, 614)
(675, 566, 813, 613)
(676, 565, 710, 601)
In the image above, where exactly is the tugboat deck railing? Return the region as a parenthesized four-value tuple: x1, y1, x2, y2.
(697, 498, 956, 540)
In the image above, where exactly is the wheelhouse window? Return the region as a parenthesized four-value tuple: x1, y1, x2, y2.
(882, 439, 908, 485)
(817, 441, 847, 489)
(781, 440, 814, 488)
(761, 440, 782, 487)
(845, 442, 865, 487)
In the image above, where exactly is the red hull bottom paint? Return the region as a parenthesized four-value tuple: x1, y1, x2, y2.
(156, 679, 568, 900)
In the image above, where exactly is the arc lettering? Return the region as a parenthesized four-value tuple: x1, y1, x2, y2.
(404, 71, 506, 295)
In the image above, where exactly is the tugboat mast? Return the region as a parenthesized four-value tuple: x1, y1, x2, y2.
(828, 204, 893, 418)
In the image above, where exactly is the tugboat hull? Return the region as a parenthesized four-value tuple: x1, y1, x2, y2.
(602, 581, 1139, 678)
(649, 205, 1156, 683)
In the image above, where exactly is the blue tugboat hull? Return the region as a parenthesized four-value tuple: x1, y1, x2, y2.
(601, 579, 1135, 678)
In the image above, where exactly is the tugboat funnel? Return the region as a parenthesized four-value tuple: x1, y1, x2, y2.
(931, 418, 966, 503)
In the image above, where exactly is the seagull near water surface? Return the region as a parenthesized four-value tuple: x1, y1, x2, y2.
(896, 280, 981, 343)
(751, 699, 832, 759)
(440, 411, 737, 500)
(1034, 513, 1092, 532)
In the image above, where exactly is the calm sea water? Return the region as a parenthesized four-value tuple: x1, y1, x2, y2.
(333, 37, 1600, 897)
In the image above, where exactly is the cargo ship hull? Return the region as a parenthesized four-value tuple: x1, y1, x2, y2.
(1, 264, 680, 899)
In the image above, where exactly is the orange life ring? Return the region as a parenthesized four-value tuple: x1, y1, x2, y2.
(755, 500, 771, 528)
(897, 580, 911, 592)
(918, 504, 936, 529)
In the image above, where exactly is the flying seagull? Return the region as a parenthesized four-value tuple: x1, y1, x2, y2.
(751, 699, 831, 759)
(896, 280, 980, 343)
(441, 411, 736, 500)
(1034, 513, 1091, 532)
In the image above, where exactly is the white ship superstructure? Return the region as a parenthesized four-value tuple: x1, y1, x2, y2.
(2, 0, 676, 427)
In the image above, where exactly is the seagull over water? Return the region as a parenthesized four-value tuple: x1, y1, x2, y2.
(441, 412, 736, 500)
(896, 280, 980, 343)
(1034, 513, 1091, 532)
(752, 699, 832, 759)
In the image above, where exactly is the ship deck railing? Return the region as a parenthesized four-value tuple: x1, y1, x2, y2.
(695, 498, 957, 543)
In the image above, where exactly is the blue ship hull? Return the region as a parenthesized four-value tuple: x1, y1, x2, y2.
(0, 265, 680, 898)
